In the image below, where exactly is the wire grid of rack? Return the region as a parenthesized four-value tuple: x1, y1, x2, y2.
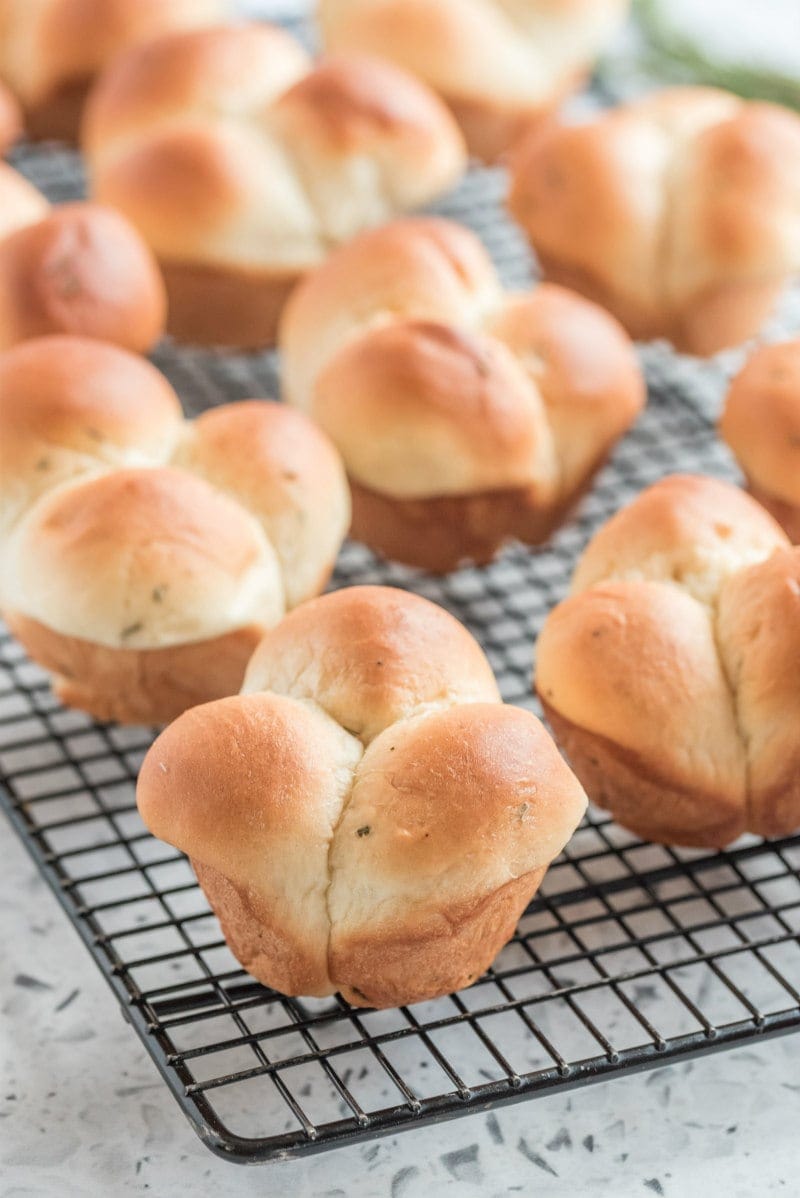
(4, 42, 800, 1163)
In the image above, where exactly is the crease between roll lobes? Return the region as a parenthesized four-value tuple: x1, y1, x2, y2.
(137, 586, 588, 1008)
(536, 475, 800, 848)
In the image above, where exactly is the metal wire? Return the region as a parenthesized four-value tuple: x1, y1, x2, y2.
(4, 75, 800, 1164)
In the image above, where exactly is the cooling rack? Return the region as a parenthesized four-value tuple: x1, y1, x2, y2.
(3, 18, 800, 1162)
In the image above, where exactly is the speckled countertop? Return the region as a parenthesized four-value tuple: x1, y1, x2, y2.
(2, 814, 798, 1198)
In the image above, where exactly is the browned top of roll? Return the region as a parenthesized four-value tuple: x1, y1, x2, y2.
(572, 473, 789, 603)
(281, 215, 644, 501)
(83, 23, 466, 271)
(242, 584, 501, 744)
(0, 202, 166, 352)
(509, 86, 800, 344)
(0, 335, 182, 528)
(3, 466, 283, 648)
(0, 335, 350, 642)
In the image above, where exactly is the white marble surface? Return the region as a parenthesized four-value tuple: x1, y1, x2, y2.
(2, 814, 799, 1198)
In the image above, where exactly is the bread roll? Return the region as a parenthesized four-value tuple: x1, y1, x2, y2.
(137, 585, 587, 1007)
(536, 474, 799, 846)
(281, 216, 644, 571)
(0, 335, 350, 723)
(318, 0, 630, 161)
(720, 340, 800, 541)
(82, 24, 466, 347)
(0, 0, 224, 142)
(509, 87, 800, 355)
(0, 186, 166, 352)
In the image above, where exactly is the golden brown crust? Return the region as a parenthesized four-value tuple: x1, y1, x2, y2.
(0, 78, 22, 151)
(138, 690, 361, 992)
(192, 861, 336, 999)
(158, 257, 298, 348)
(280, 216, 502, 417)
(535, 576, 747, 810)
(720, 340, 800, 514)
(23, 75, 91, 143)
(743, 481, 800, 544)
(669, 278, 786, 359)
(486, 283, 646, 491)
(136, 690, 361, 878)
(188, 866, 546, 1007)
(571, 473, 788, 602)
(509, 88, 800, 354)
(330, 871, 545, 1007)
(541, 701, 745, 848)
(312, 319, 558, 500)
(0, 334, 180, 449)
(273, 52, 463, 155)
(0, 203, 166, 352)
(242, 584, 500, 743)
(82, 23, 310, 150)
(5, 610, 263, 725)
(717, 548, 800, 838)
(0, 335, 181, 530)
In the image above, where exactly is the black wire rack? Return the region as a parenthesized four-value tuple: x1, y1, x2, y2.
(4, 38, 800, 1162)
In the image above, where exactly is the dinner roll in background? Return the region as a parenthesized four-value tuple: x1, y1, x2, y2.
(536, 475, 800, 847)
(281, 216, 644, 571)
(137, 586, 588, 1008)
(509, 87, 800, 355)
(0, 0, 224, 142)
(720, 340, 800, 542)
(0, 79, 21, 153)
(318, 0, 630, 161)
(0, 335, 350, 724)
(0, 167, 166, 352)
(82, 23, 467, 347)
